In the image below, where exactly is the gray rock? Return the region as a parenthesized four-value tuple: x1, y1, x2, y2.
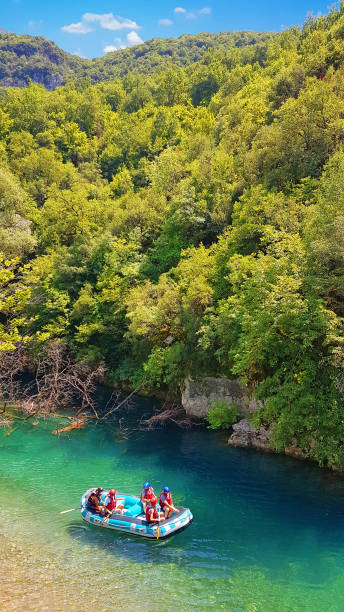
(182, 377, 260, 419)
(164, 335, 175, 346)
(228, 418, 272, 450)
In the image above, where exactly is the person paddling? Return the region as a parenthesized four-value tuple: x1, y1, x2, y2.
(159, 486, 177, 519)
(86, 487, 111, 517)
(104, 489, 125, 515)
(145, 496, 164, 524)
(140, 481, 154, 511)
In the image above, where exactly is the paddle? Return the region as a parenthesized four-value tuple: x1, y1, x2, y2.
(99, 512, 112, 526)
(157, 526, 161, 540)
(60, 507, 79, 514)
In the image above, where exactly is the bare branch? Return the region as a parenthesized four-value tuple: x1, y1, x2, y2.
(137, 399, 200, 430)
(0, 342, 107, 420)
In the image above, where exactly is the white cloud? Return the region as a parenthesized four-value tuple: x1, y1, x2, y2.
(104, 31, 144, 54)
(83, 13, 140, 31)
(174, 6, 211, 19)
(104, 45, 117, 53)
(127, 31, 144, 45)
(114, 37, 129, 49)
(61, 21, 93, 34)
(61, 12, 141, 35)
(159, 18, 173, 26)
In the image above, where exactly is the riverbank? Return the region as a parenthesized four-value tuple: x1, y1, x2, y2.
(0, 372, 341, 475)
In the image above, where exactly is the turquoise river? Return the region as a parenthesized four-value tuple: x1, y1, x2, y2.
(1, 398, 344, 611)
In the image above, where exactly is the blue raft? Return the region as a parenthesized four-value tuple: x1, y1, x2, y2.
(81, 489, 193, 539)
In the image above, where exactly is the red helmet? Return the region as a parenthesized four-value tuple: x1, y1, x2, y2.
(150, 496, 157, 506)
(109, 489, 116, 497)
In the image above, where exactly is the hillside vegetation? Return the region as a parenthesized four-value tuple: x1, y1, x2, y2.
(0, 30, 272, 88)
(0, 32, 85, 88)
(87, 31, 273, 80)
(2, 5, 344, 467)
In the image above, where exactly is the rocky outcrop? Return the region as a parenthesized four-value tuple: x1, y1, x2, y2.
(182, 377, 259, 419)
(228, 419, 272, 451)
(182, 376, 273, 453)
(284, 439, 305, 459)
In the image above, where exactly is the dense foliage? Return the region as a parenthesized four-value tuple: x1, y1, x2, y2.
(0, 33, 85, 89)
(207, 401, 239, 430)
(88, 31, 272, 81)
(2, 5, 344, 467)
(0, 30, 272, 88)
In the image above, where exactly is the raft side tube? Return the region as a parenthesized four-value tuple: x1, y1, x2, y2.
(80, 489, 193, 539)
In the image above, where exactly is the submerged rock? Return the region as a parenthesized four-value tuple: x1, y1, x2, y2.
(228, 418, 272, 451)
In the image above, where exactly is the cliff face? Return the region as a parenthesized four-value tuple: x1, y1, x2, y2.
(0, 72, 64, 90)
(181, 377, 272, 451)
(0, 33, 86, 89)
(181, 377, 259, 418)
(181, 377, 310, 459)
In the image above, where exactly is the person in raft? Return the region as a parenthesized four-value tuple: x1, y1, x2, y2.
(86, 487, 111, 517)
(145, 496, 164, 524)
(104, 489, 125, 515)
(159, 486, 177, 519)
(140, 481, 155, 511)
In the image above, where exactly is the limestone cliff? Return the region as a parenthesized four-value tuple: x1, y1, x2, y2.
(181, 377, 258, 419)
(181, 376, 273, 451)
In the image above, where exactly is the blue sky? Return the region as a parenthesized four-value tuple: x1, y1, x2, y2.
(1, 0, 333, 59)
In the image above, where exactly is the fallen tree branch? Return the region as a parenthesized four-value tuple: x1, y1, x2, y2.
(138, 399, 200, 430)
(101, 383, 143, 420)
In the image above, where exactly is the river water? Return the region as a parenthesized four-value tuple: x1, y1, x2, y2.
(1, 404, 344, 611)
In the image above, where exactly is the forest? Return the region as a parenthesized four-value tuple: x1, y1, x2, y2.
(0, 30, 272, 88)
(2, 4, 344, 468)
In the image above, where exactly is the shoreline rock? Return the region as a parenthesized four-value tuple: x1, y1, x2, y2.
(228, 418, 272, 451)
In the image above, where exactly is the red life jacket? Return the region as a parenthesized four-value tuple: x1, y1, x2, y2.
(142, 486, 154, 500)
(159, 491, 172, 507)
(146, 505, 158, 523)
(106, 495, 116, 511)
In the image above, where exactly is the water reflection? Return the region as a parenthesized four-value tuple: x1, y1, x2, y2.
(66, 521, 192, 566)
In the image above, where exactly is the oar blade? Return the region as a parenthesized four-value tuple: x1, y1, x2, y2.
(60, 508, 78, 514)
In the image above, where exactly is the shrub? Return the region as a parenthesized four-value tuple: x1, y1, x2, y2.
(206, 401, 239, 430)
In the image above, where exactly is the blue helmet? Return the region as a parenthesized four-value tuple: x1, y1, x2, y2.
(143, 481, 151, 489)
(163, 486, 170, 493)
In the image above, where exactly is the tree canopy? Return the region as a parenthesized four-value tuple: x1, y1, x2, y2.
(2, 5, 344, 467)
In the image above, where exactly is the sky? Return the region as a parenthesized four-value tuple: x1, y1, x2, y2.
(1, 0, 333, 59)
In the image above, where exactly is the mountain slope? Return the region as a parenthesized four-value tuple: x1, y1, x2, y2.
(0, 30, 273, 89)
(0, 32, 87, 89)
(87, 30, 273, 80)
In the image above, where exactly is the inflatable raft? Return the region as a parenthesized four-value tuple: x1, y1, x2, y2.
(81, 489, 193, 539)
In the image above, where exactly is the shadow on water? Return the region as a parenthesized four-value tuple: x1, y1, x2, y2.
(66, 521, 188, 566)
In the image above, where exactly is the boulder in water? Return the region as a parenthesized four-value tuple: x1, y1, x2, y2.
(228, 418, 272, 451)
